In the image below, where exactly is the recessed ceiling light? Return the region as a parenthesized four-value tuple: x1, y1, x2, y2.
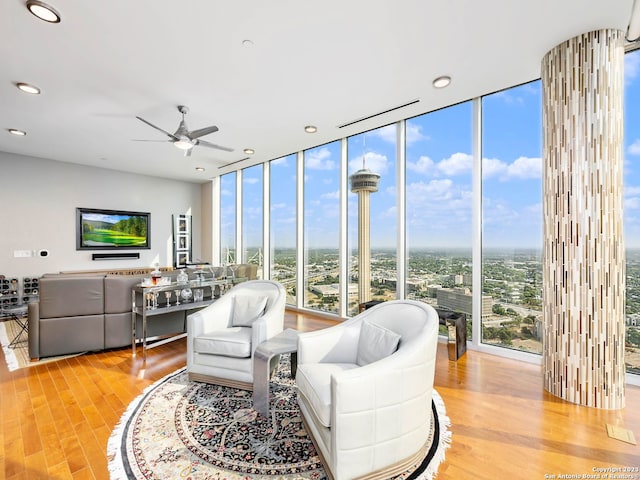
(8, 129, 27, 136)
(26, 0, 61, 23)
(16, 82, 41, 94)
(432, 76, 451, 88)
(195, 167, 205, 172)
(242, 39, 254, 47)
(304, 125, 317, 133)
(243, 148, 255, 155)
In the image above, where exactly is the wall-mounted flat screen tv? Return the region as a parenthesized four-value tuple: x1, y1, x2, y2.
(76, 208, 150, 250)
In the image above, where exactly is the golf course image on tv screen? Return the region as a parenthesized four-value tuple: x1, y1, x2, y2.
(76, 208, 150, 250)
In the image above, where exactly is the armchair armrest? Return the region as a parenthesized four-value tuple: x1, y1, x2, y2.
(250, 306, 284, 354)
(297, 317, 362, 365)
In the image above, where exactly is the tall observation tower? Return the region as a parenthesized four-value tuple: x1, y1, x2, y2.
(349, 158, 380, 305)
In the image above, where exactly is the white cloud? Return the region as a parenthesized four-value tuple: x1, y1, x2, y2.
(348, 151, 389, 175)
(305, 147, 336, 170)
(408, 153, 540, 182)
(492, 90, 525, 106)
(271, 156, 289, 166)
(629, 139, 640, 155)
(369, 123, 427, 146)
(220, 188, 233, 197)
(625, 197, 640, 210)
(271, 202, 287, 210)
(407, 179, 455, 202)
(407, 155, 435, 175)
(370, 125, 396, 144)
(625, 51, 640, 85)
(244, 177, 259, 184)
(525, 202, 542, 216)
(437, 152, 473, 176)
(321, 190, 340, 200)
(378, 205, 397, 219)
(625, 185, 640, 197)
(404, 179, 472, 230)
(481, 158, 507, 178)
(406, 123, 428, 145)
(505, 156, 542, 179)
(275, 216, 295, 224)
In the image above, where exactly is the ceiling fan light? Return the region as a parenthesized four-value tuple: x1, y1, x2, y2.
(174, 139, 194, 150)
(26, 0, 61, 23)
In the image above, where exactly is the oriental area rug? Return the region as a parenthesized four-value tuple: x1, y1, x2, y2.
(107, 356, 451, 480)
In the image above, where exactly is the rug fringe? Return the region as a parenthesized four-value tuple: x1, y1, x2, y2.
(0, 322, 19, 372)
(106, 367, 187, 480)
(415, 390, 452, 480)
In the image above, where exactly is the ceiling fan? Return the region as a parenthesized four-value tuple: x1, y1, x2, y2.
(135, 105, 233, 156)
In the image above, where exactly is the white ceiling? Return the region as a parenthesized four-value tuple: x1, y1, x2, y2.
(0, 0, 635, 183)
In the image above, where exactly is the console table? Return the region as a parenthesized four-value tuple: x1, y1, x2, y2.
(131, 277, 245, 361)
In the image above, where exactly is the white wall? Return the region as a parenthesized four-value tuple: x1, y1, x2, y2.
(0, 152, 204, 278)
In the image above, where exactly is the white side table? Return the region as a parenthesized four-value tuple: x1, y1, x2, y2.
(253, 328, 298, 417)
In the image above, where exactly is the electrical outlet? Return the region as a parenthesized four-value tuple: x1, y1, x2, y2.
(14, 250, 32, 258)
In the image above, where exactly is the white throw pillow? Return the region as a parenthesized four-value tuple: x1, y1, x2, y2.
(356, 320, 401, 366)
(231, 295, 268, 327)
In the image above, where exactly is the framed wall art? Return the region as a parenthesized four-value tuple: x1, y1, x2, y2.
(173, 214, 192, 268)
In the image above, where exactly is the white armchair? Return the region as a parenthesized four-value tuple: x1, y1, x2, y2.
(295, 300, 439, 480)
(186, 280, 286, 389)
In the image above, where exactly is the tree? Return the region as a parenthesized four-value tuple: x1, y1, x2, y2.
(493, 304, 506, 315)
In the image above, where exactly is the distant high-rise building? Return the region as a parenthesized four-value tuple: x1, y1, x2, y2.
(350, 162, 380, 305)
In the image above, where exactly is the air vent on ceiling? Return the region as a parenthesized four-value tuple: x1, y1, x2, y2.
(218, 157, 251, 169)
(337, 99, 420, 129)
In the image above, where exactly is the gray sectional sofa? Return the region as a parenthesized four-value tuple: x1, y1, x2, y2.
(28, 272, 186, 360)
(27, 264, 259, 361)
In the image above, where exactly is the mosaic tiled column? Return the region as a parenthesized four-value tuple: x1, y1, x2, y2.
(541, 29, 625, 409)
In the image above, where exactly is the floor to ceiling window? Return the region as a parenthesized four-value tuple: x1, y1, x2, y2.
(405, 102, 473, 336)
(215, 59, 638, 380)
(481, 80, 543, 354)
(624, 47, 640, 375)
(270, 154, 297, 305)
(347, 126, 398, 316)
(241, 164, 263, 278)
(220, 172, 237, 264)
(303, 142, 341, 314)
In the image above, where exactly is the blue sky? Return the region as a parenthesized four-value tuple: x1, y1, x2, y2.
(226, 48, 640, 251)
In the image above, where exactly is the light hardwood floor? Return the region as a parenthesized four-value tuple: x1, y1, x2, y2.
(1, 310, 638, 479)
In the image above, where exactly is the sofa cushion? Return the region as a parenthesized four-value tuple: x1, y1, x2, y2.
(356, 320, 401, 366)
(231, 295, 268, 327)
(39, 276, 105, 318)
(296, 363, 358, 428)
(194, 327, 252, 358)
(104, 274, 146, 313)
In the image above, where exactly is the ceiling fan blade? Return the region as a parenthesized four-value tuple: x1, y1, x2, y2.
(195, 139, 234, 152)
(136, 116, 179, 141)
(189, 125, 219, 139)
(132, 139, 171, 142)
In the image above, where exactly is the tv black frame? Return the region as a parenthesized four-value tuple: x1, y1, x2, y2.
(76, 207, 151, 250)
